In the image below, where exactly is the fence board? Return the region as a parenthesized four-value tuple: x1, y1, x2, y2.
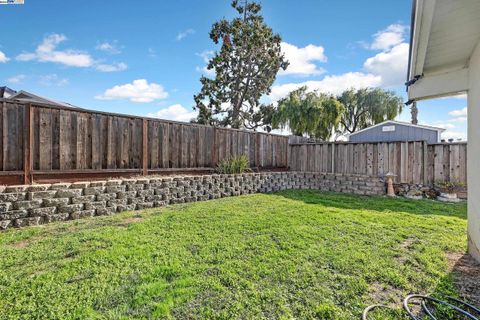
(289, 141, 467, 185)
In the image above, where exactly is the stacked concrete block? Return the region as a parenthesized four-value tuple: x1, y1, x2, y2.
(0, 172, 385, 229)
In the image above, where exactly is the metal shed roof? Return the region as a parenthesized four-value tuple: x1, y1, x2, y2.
(348, 120, 445, 137)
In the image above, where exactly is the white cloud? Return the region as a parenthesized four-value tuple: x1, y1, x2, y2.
(95, 41, 121, 54)
(95, 79, 168, 103)
(148, 48, 158, 58)
(16, 34, 95, 67)
(269, 24, 409, 101)
(0, 51, 9, 63)
(39, 74, 69, 86)
(363, 42, 409, 87)
(196, 50, 215, 76)
(195, 65, 215, 76)
(176, 29, 195, 41)
(441, 131, 467, 141)
(7, 74, 26, 84)
(147, 104, 197, 122)
(451, 116, 467, 122)
(269, 72, 382, 101)
(423, 118, 468, 141)
(16, 34, 127, 72)
(197, 50, 213, 63)
(279, 42, 327, 76)
(449, 107, 467, 117)
(370, 24, 408, 51)
(432, 122, 456, 130)
(95, 62, 128, 72)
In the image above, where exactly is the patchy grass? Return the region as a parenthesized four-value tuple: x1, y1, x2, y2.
(0, 191, 467, 319)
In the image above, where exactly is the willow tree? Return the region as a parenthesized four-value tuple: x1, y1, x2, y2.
(338, 88, 403, 134)
(272, 87, 344, 141)
(193, 0, 289, 129)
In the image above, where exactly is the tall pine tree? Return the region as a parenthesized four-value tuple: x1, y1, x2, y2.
(193, 0, 288, 129)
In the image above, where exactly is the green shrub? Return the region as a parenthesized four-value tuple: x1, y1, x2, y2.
(216, 155, 250, 174)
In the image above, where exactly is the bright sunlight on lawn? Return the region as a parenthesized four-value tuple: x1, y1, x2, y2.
(0, 191, 467, 319)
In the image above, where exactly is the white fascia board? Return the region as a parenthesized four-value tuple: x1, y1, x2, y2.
(410, 0, 436, 78)
(408, 68, 469, 101)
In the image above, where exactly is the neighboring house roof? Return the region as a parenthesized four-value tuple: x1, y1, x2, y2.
(348, 120, 445, 137)
(6, 90, 78, 108)
(0, 86, 17, 98)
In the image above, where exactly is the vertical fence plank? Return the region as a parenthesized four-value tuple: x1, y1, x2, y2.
(39, 108, 53, 170)
(76, 113, 88, 169)
(422, 141, 428, 184)
(161, 122, 169, 168)
(23, 104, 33, 184)
(459, 144, 467, 184)
(142, 119, 148, 175)
(434, 144, 444, 183)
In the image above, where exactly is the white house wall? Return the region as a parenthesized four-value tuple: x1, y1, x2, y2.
(468, 41, 480, 261)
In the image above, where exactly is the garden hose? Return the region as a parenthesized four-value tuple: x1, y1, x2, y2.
(362, 294, 480, 320)
(404, 294, 478, 320)
(420, 300, 437, 320)
(361, 304, 390, 320)
(446, 296, 480, 315)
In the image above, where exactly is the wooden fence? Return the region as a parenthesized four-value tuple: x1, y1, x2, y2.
(289, 141, 467, 185)
(0, 99, 288, 184)
(0, 98, 468, 186)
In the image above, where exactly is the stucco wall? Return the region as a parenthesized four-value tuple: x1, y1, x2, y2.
(468, 42, 480, 261)
(0, 172, 386, 230)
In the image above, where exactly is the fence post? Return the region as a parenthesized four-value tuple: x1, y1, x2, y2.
(142, 118, 148, 176)
(285, 138, 289, 169)
(23, 104, 33, 184)
(331, 143, 335, 173)
(212, 127, 217, 166)
(256, 132, 261, 169)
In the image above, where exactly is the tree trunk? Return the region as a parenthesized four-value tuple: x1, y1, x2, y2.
(411, 101, 418, 125)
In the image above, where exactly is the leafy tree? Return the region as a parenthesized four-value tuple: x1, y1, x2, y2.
(193, 0, 289, 129)
(338, 88, 403, 134)
(272, 87, 344, 141)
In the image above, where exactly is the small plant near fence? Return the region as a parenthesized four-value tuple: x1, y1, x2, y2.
(435, 181, 465, 194)
(216, 155, 251, 174)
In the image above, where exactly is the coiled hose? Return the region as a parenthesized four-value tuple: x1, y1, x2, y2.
(362, 294, 480, 320)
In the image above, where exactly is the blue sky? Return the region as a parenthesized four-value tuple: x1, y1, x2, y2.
(0, 0, 467, 140)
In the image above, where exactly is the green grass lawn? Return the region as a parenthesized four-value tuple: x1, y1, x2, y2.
(0, 191, 467, 319)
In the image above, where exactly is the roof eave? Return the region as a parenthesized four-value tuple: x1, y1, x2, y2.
(406, 0, 418, 87)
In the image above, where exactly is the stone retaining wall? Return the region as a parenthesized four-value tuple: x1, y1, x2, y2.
(394, 183, 468, 200)
(0, 172, 385, 229)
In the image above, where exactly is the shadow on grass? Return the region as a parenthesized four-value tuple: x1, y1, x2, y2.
(417, 253, 480, 319)
(442, 253, 480, 306)
(273, 189, 467, 219)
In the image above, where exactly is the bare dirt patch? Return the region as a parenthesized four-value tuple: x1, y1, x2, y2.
(400, 237, 419, 250)
(11, 239, 31, 249)
(368, 281, 405, 307)
(118, 216, 145, 227)
(446, 252, 480, 307)
(396, 237, 420, 265)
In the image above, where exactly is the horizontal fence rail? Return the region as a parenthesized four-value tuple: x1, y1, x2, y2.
(0, 99, 289, 184)
(289, 141, 467, 185)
